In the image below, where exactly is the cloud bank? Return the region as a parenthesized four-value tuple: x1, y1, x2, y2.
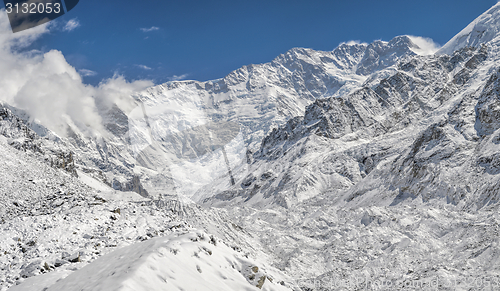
(0, 12, 153, 138)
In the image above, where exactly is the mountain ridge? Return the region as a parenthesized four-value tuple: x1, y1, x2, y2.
(438, 2, 500, 55)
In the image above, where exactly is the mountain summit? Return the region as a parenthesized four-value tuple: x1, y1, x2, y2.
(438, 2, 500, 55)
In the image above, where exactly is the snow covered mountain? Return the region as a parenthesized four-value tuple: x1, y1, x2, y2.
(124, 34, 436, 200)
(2, 33, 429, 203)
(202, 43, 493, 208)
(4, 2, 500, 291)
(437, 2, 500, 55)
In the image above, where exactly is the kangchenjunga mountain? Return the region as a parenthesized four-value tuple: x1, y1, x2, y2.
(3, 2, 500, 291)
(1, 32, 434, 200)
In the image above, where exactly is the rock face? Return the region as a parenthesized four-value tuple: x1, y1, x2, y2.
(49, 151, 78, 178)
(0, 104, 78, 177)
(112, 175, 149, 198)
(197, 42, 500, 208)
(475, 68, 500, 136)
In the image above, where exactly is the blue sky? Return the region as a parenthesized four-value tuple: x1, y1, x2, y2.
(27, 0, 498, 85)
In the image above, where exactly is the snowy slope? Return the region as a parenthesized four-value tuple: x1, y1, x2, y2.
(0, 110, 294, 291)
(438, 2, 500, 55)
(0, 141, 292, 291)
(39, 232, 290, 291)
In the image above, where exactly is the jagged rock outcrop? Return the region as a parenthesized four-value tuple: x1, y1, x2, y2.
(475, 68, 500, 136)
(112, 175, 149, 197)
(0, 105, 78, 177)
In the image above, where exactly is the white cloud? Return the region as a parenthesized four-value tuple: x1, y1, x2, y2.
(95, 75, 153, 114)
(136, 64, 152, 70)
(168, 74, 189, 81)
(339, 40, 368, 46)
(63, 18, 80, 32)
(78, 69, 97, 77)
(407, 35, 441, 56)
(10, 50, 102, 136)
(0, 12, 154, 138)
(140, 26, 160, 33)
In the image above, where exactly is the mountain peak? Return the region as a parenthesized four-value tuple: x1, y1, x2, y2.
(354, 35, 421, 75)
(437, 2, 500, 55)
